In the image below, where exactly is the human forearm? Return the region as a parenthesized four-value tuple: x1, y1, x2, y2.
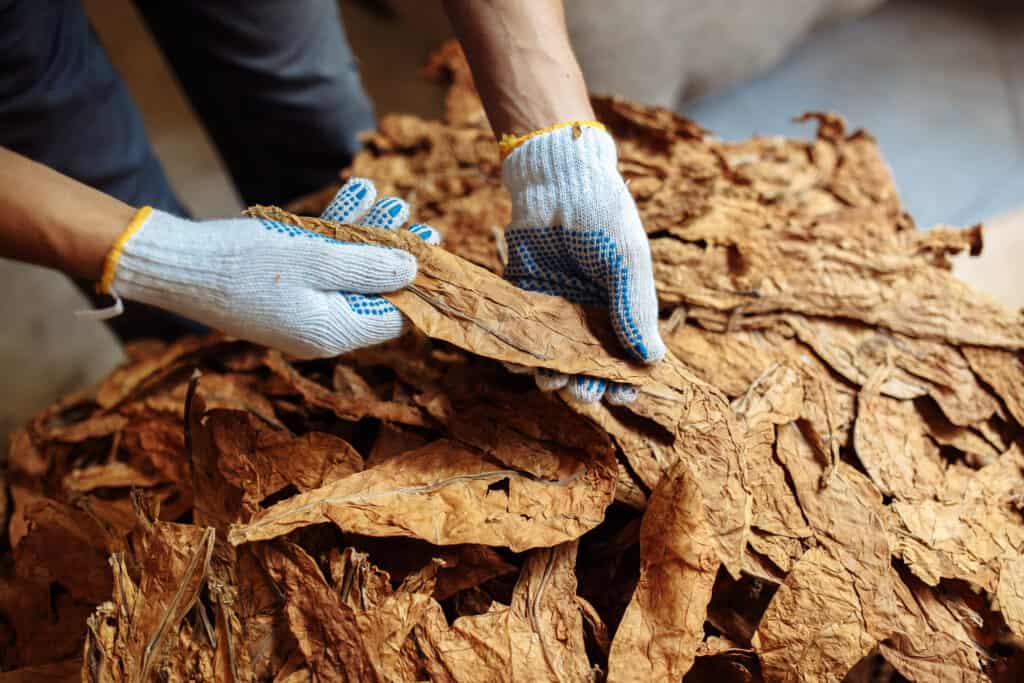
(441, 0, 593, 136)
(0, 147, 134, 281)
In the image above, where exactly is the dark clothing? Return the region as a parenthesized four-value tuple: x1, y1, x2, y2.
(0, 0, 375, 338)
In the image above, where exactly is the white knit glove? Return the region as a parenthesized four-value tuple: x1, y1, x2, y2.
(501, 122, 665, 403)
(99, 178, 438, 359)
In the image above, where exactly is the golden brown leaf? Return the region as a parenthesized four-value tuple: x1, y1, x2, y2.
(228, 438, 613, 552)
(416, 542, 591, 683)
(607, 461, 719, 682)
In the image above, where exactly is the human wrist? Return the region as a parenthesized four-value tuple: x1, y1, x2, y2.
(501, 123, 623, 215)
(107, 209, 228, 309)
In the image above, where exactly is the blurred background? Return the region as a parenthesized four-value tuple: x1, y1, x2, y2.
(2, 0, 1021, 435)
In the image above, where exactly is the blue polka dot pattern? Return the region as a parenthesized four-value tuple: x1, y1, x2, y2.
(321, 178, 373, 223)
(571, 375, 608, 402)
(343, 293, 399, 317)
(360, 197, 408, 229)
(258, 218, 343, 243)
(408, 223, 441, 245)
(505, 225, 650, 360)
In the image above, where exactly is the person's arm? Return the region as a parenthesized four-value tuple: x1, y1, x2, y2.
(441, 0, 592, 136)
(0, 146, 132, 280)
(0, 147, 434, 359)
(443, 1, 665, 405)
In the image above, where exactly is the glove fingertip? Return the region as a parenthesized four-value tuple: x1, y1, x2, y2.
(360, 197, 410, 230)
(535, 368, 569, 392)
(408, 223, 442, 245)
(567, 375, 607, 403)
(321, 177, 377, 224)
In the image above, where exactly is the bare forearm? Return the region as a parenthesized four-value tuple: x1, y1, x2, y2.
(0, 147, 134, 281)
(441, 0, 593, 136)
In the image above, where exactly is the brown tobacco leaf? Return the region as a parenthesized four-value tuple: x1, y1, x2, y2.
(256, 540, 436, 682)
(261, 349, 429, 427)
(62, 460, 164, 493)
(998, 555, 1024, 636)
(0, 577, 94, 670)
(228, 437, 614, 552)
(853, 369, 947, 500)
(0, 659, 83, 682)
(752, 546, 878, 682)
(204, 409, 362, 504)
(590, 386, 750, 578)
(962, 345, 1024, 426)
(661, 318, 785, 398)
(11, 497, 116, 603)
(781, 315, 999, 425)
(82, 522, 215, 681)
(917, 401, 1003, 467)
(30, 410, 127, 444)
(415, 541, 591, 683)
(650, 231, 1024, 349)
(731, 364, 812, 571)
(886, 445, 1024, 594)
(606, 461, 719, 682)
(879, 574, 988, 682)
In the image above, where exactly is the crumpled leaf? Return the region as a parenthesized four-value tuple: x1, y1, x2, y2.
(204, 408, 363, 503)
(886, 444, 1024, 593)
(607, 460, 719, 681)
(228, 437, 614, 552)
(781, 315, 999, 425)
(731, 364, 812, 572)
(853, 367, 947, 500)
(752, 546, 877, 682)
(256, 540, 436, 682)
(415, 541, 591, 683)
(962, 345, 1024, 426)
(10, 496, 117, 603)
(82, 520, 215, 681)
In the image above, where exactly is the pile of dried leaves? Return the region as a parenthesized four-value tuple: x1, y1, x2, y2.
(3, 43, 1023, 681)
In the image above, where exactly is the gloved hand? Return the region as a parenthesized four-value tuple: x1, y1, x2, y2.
(96, 178, 438, 359)
(500, 121, 665, 404)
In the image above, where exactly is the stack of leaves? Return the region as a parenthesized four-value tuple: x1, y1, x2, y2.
(3, 43, 1023, 682)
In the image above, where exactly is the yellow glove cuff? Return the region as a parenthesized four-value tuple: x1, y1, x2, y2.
(97, 205, 152, 294)
(498, 119, 606, 161)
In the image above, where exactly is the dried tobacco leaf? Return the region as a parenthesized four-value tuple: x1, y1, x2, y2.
(415, 542, 591, 683)
(752, 546, 878, 682)
(228, 438, 613, 552)
(886, 445, 1024, 594)
(650, 232, 1024, 349)
(0, 658, 83, 682)
(82, 522, 215, 681)
(962, 345, 1024, 426)
(0, 577, 94, 670)
(11, 497, 116, 603)
(607, 461, 718, 681)
(203, 409, 362, 504)
(781, 315, 999, 425)
(256, 540, 435, 682)
(853, 367, 947, 500)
